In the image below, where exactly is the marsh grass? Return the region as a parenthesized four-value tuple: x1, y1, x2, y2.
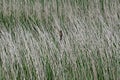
(0, 0, 120, 80)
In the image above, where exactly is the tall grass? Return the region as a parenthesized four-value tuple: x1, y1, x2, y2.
(0, 0, 120, 80)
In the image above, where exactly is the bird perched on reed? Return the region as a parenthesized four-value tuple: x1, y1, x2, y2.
(59, 30, 63, 41)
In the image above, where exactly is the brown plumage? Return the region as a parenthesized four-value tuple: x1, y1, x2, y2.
(59, 30, 63, 40)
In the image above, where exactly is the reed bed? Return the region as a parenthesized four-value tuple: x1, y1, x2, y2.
(0, 0, 120, 80)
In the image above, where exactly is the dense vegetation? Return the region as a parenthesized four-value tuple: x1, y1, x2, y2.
(0, 0, 120, 80)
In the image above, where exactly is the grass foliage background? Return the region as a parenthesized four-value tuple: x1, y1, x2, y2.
(0, 0, 120, 80)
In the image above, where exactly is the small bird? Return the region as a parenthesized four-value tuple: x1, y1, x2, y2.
(59, 30, 63, 41)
